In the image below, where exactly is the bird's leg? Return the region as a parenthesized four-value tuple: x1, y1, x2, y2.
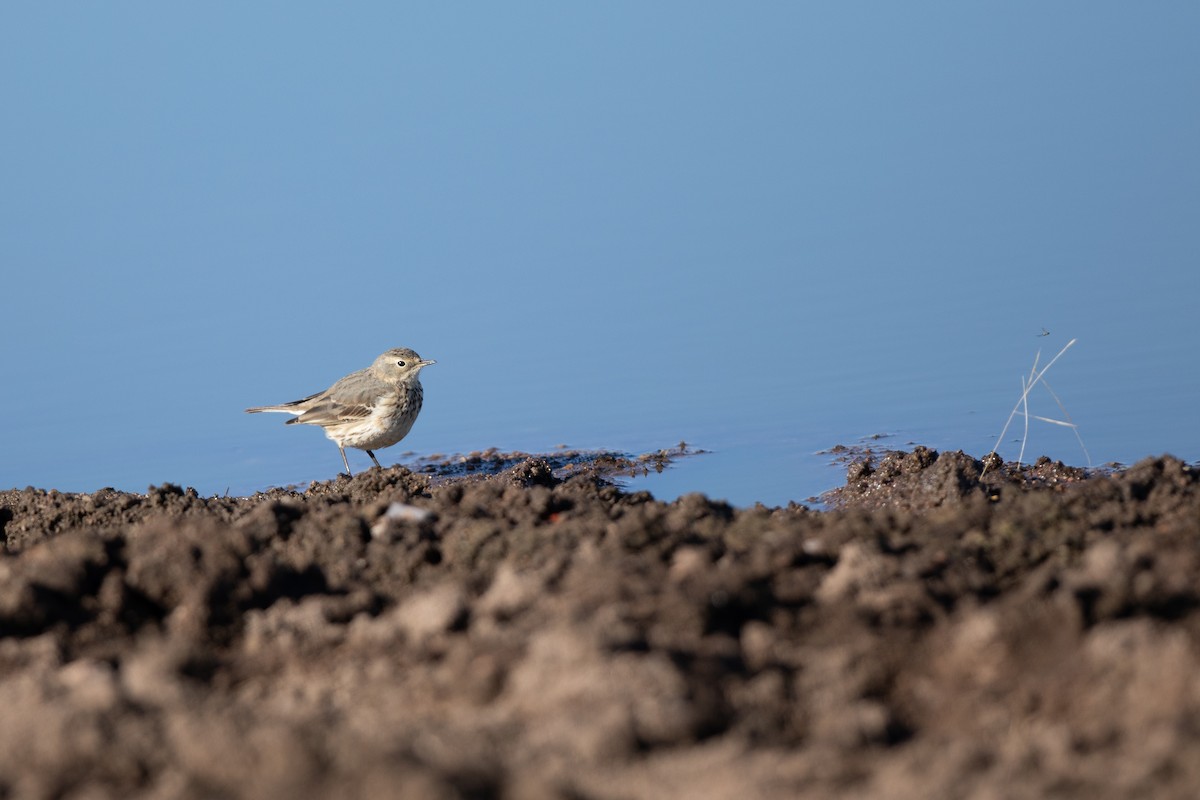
(366, 450, 382, 469)
(339, 446, 353, 476)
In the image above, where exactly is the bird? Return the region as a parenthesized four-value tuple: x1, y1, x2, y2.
(246, 348, 435, 475)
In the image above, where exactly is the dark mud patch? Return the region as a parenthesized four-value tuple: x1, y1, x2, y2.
(404, 443, 701, 484)
(2, 448, 1200, 798)
(822, 444, 1099, 511)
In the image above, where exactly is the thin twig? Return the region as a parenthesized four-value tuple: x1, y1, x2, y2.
(1018, 375, 1030, 468)
(1029, 415, 1077, 428)
(983, 338, 1080, 475)
(1038, 377, 1093, 467)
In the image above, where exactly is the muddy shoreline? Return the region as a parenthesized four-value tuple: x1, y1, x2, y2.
(2, 447, 1199, 799)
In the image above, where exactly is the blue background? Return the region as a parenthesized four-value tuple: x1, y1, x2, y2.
(3, 4, 1198, 505)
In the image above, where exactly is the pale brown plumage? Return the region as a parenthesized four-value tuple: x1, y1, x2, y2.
(246, 348, 435, 475)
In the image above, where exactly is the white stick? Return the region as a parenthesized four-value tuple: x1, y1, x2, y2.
(984, 339, 1079, 473)
(1018, 374, 1030, 468)
(1037, 376, 1093, 467)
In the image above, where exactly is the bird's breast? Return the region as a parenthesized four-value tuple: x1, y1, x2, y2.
(337, 382, 423, 450)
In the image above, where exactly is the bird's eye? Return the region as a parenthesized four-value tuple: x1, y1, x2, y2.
(396, 360, 406, 367)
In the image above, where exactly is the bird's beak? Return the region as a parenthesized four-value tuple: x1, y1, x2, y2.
(420, 359, 437, 367)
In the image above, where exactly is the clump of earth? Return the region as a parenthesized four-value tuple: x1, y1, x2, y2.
(2, 446, 1199, 799)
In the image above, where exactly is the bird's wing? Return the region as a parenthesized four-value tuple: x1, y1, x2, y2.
(287, 372, 382, 427)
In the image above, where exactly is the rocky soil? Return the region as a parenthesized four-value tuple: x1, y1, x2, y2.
(2, 447, 1199, 799)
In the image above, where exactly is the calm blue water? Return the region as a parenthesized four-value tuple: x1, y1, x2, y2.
(4, 5, 1198, 507)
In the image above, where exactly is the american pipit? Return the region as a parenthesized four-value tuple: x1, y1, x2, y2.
(246, 348, 435, 475)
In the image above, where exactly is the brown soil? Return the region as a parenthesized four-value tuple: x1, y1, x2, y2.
(2, 447, 1199, 799)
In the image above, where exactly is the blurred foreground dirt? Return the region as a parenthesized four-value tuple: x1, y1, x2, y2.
(2, 448, 1199, 799)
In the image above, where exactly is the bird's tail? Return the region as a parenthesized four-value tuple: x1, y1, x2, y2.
(245, 392, 320, 415)
(245, 404, 299, 414)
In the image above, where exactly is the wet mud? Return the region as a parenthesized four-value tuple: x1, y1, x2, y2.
(2, 447, 1199, 799)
